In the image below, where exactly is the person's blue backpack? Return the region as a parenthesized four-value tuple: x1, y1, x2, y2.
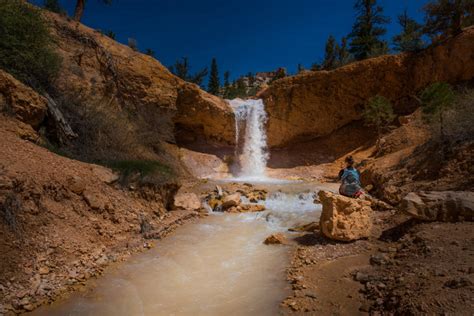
(341, 168, 360, 185)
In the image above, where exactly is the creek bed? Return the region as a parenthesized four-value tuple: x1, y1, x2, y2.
(33, 182, 336, 316)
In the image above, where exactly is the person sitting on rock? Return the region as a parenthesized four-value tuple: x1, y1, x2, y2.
(338, 155, 363, 198)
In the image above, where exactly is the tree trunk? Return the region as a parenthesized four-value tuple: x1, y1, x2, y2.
(43, 93, 78, 144)
(73, 0, 85, 22)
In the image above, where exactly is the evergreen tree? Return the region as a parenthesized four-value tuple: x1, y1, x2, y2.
(144, 48, 155, 57)
(420, 82, 455, 144)
(322, 35, 337, 70)
(363, 95, 396, 142)
(348, 0, 391, 60)
(169, 57, 208, 87)
(105, 30, 116, 40)
(43, 0, 63, 13)
(189, 68, 208, 87)
(271, 67, 287, 82)
(393, 10, 425, 52)
(235, 78, 247, 97)
(224, 71, 230, 88)
(247, 72, 256, 86)
(223, 71, 231, 98)
(423, 0, 474, 40)
(335, 37, 352, 67)
(207, 58, 220, 95)
(311, 62, 321, 71)
(297, 63, 305, 73)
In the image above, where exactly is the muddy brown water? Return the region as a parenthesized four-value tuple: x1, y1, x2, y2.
(33, 182, 337, 316)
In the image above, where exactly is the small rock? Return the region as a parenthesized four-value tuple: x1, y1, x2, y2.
(370, 253, 390, 266)
(264, 233, 288, 245)
(38, 267, 50, 275)
(355, 271, 370, 283)
(444, 277, 473, 289)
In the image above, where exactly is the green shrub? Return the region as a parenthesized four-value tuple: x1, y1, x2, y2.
(0, 0, 61, 91)
(104, 160, 173, 185)
(363, 95, 396, 139)
(420, 82, 455, 143)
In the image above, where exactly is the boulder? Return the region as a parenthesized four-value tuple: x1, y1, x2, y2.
(264, 233, 288, 245)
(400, 191, 474, 222)
(222, 193, 241, 210)
(318, 190, 373, 241)
(173, 192, 202, 212)
(0, 70, 47, 128)
(82, 189, 105, 210)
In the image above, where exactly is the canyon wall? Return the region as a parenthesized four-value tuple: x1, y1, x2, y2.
(46, 12, 235, 147)
(261, 27, 474, 147)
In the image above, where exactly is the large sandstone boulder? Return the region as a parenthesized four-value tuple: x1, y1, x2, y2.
(400, 191, 474, 221)
(318, 190, 373, 241)
(261, 27, 474, 147)
(0, 70, 47, 128)
(173, 192, 202, 212)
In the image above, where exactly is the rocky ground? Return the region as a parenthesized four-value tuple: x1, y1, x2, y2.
(281, 212, 474, 315)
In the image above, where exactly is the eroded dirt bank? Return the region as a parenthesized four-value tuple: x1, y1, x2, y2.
(0, 117, 204, 314)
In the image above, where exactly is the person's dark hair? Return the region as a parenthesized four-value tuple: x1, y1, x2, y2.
(345, 155, 355, 166)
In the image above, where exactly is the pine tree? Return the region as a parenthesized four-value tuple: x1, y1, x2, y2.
(393, 10, 425, 52)
(420, 82, 455, 144)
(247, 72, 256, 87)
(297, 64, 305, 73)
(311, 62, 321, 71)
(348, 0, 391, 60)
(207, 58, 220, 95)
(169, 57, 208, 87)
(144, 48, 155, 57)
(271, 68, 287, 82)
(335, 37, 352, 67)
(105, 30, 116, 40)
(224, 71, 230, 87)
(322, 35, 337, 70)
(423, 0, 474, 41)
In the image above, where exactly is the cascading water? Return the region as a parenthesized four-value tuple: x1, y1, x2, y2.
(228, 99, 269, 180)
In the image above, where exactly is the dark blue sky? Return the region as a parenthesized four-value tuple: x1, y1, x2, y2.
(34, 0, 429, 81)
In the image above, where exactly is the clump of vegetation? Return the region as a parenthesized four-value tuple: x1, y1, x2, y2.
(363, 95, 396, 141)
(207, 57, 220, 95)
(0, 0, 61, 91)
(105, 160, 173, 185)
(423, 0, 474, 40)
(43, 0, 65, 14)
(0, 193, 21, 235)
(348, 0, 390, 60)
(420, 82, 455, 142)
(168, 57, 208, 88)
(393, 9, 425, 52)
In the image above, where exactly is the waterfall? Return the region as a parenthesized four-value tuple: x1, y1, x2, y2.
(228, 99, 269, 179)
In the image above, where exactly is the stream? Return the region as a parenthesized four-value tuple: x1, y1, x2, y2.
(33, 183, 336, 316)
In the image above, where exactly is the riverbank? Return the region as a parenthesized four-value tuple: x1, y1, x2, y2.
(282, 211, 474, 315)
